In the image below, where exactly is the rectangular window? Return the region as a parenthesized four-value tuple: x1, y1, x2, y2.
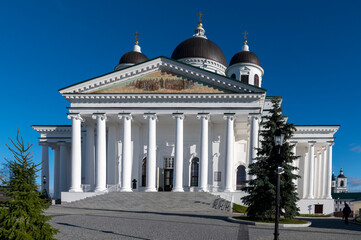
(241, 75, 249, 84)
(214, 171, 221, 182)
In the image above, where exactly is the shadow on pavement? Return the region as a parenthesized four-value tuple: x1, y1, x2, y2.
(299, 217, 361, 232)
(56, 222, 151, 240)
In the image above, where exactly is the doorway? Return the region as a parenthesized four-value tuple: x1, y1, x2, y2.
(164, 157, 174, 191)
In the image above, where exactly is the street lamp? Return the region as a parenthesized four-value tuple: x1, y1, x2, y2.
(274, 127, 285, 240)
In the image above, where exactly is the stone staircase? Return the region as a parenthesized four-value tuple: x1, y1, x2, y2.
(57, 192, 232, 215)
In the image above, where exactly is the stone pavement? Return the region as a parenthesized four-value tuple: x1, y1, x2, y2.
(46, 193, 361, 239)
(47, 207, 361, 240)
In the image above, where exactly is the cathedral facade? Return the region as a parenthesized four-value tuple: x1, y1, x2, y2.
(33, 18, 339, 214)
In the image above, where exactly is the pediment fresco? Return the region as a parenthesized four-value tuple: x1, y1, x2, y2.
(92, 70, 229, 94)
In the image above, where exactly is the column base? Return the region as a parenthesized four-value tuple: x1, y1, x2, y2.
(120, 188, 133, 192)
(144, 188, 157, 192)
(94, 187, 107, 192)
(305, 195, 314, 199)
(223, 188, 233, 192)
(197, 187, 209, 192)
(69, 187, 83, 193)
(172, 188, 184, 192)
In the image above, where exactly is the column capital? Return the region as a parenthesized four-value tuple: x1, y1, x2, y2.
(67, 113, 83, 121)
(197, 113, 210, 120)
(92, 113, 107, 121)
(308, 141, 316, 146)
(57, 141, 67, 146)
(118, 113, 132, 120)
(248, 113, 261, 120)
(327, 141, 335, 147)
(144, 113, 157, 120)
(39, 142, 48, 146)
(290, 140, 298, 144)
(172, 113, 184, 120)
(223, 113, 236, 121)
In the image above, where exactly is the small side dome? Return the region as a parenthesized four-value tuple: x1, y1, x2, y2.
(119, 51, 148, 65)
(230, 51, 261, 67)
(114, 32, 148, 71)
(337, 168, 346, 178)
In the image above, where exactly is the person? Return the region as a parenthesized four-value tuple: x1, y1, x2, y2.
(343, 203, 352, 224)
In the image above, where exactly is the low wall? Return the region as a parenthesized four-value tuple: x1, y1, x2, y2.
(61, 192, 105, 204)
(297, 199, 334, 215)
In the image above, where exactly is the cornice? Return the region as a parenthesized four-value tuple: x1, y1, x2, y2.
(63, 93, 265, 103)
(294, 125, 340, 134)
(32, 125, 72, 134)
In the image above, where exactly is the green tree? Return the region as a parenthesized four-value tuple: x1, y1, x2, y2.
(0, 129, 58, 239)
(242, 97, 299, 220)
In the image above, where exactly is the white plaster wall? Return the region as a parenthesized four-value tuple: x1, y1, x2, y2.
(226, 63, 264, 87)
(297, 199, 334, 215)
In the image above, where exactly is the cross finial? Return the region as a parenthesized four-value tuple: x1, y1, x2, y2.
(197, 12, 204, 27)
(134, 31, 140, 45)
(243, 30, 249, 44)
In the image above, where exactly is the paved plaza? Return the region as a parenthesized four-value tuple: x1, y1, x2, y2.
(47, 206, 361, 240)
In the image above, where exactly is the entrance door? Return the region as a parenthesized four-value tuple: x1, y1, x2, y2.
(164, 169, 173, 191)
(315, 204, 323, 214)
(164, 157, 174, 191)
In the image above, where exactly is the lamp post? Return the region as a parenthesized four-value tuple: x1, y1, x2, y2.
(42, 175, 47, 198)
(274, 128, 285, 240)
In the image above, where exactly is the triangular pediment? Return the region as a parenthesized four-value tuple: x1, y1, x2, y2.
(59, 57, 266, 95)
(92, 70, 229, 94)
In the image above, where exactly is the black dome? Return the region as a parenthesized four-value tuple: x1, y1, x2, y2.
(171, 37, 227, 67)
(119, 51, 148, 64)
(230, 51, 261, 67)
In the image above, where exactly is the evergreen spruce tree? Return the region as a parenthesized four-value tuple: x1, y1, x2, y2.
(242, 97, 299, 220)
(0, 129, 58, 239)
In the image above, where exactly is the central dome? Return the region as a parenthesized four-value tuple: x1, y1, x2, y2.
(171, 37, 227, 67)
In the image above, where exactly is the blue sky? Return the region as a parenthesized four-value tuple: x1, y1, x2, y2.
(1, 0, 361, 191)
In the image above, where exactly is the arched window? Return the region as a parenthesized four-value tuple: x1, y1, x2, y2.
(241, 75, 249, 84)
(236, 165, 246, 190)
(231, 73, 236, 79)
(141, 158, 146, 187)
(340, 180, 344, 187)
(254, 74, 259, 87)
(191, 157, 199, 187)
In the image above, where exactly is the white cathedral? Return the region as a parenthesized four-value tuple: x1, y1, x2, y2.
(33, 17, 339, 214)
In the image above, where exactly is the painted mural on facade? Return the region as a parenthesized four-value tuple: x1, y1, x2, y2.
(93, 70, 227, 93)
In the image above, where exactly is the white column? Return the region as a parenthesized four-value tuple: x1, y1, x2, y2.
(119, 113, 133, 192)
(249, 115, 260, 165)
(85, 122, 95, 190)
(302, 150, 309, 199)
(314, 151, 319, 198)
(58, 142, 67, 194)
(92, 113, 107, 192)
(224, 113, 236, 192)
(290, 142, 298, 188)
(68, 113, 83, 192)
(197, 113, 209, 192)
(317, 150, 323, 198)
(172, 113, 184, 192)
(306, 141, 315, 199)
(40, 143, 49, 194)
(144, 113, 157, 192)
(325, 142, 334, 199)
(321, 146, 327, 199)
(53, 146, 60, 199)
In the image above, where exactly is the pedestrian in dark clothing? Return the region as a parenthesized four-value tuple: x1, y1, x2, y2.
(343, 203, 352, 224)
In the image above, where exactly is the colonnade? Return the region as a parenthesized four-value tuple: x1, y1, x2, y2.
(41, 112, 261, 198)
(302, 141, 333, 199)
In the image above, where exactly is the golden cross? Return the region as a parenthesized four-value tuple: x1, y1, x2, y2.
(197, 12, 203, 23)
(134, 31, 139, 45)
(243, 30, 249, 40)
